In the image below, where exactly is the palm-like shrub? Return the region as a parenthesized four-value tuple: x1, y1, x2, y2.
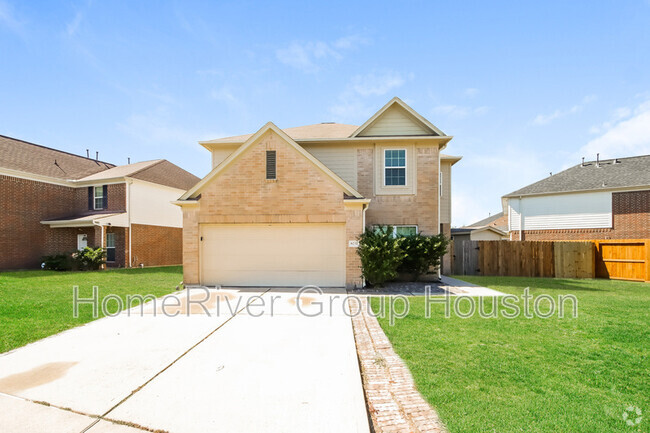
(357, 226, 406, 286)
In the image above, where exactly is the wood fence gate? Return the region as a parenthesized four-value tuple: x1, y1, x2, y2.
(453, 240, 479, 275)
(594, 240, 650, 282)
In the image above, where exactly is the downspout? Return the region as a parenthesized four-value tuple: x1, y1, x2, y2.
(519, 196, 523, 241)
(362, 202, 369, 288)
(127, 179, 132, 267)
(437, 152, 441, 235)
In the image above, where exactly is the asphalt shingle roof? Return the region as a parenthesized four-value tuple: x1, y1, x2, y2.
(504, 155, 650, 197)
(0, 134, 114, 180)
(467, 212, 505, 228)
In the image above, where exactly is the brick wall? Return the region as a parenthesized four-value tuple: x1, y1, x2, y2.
(513, 190, 650, 240)
(0, 174, 128, 269)
(131, 224, 182, 267)
(73, 183, 126, 214)
(345, 203, 365, 288)
(105, 227, 128, 267)
(43, 226, 101, 256)
(357, 145, 440, 235)
(1, 175, 77, 269)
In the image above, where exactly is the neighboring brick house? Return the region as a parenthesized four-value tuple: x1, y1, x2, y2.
(503, 155, 650, 241)
(174, 97, 461, 288)
(0, 135, 199, 270)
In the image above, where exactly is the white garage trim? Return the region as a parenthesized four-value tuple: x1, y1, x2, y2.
(200, 223, 346, 287)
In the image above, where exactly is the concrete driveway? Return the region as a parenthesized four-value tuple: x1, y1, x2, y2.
(0, 288, 370, 433)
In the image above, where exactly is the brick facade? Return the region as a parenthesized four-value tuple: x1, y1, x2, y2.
(182, 130, 363, 287)
(131, 224, 183, 267)
(2, 174, 179, 270)
(511, 190, 650, 241)
(1, 175, 77, 269)
(72, 183, 126, 214)
(357, 145, 440, 235)
(43, 226, 101, 256)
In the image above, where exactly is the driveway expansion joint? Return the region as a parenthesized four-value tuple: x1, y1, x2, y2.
(78, 288, 271, 433)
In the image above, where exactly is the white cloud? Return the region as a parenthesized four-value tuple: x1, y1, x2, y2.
(579, 100, 650, 159)
(588, 106, 632, 134)
(276, 35, 369, 73)
(532, 95, 596, 125)
(0, 1, 23, 35)
(329, 71, 407, 122)
(432, 104, 488, 118)
(117, 107, 220, 147)
(463, 88, 479, 98)
(66, 11, 83, 36)
(351, 72, 405, 97)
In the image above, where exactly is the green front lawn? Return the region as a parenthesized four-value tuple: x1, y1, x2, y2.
(373, 277, 649, 433)
(0, 266, 182, 353)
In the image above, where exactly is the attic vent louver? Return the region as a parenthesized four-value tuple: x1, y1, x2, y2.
(266, 150, 276, 180)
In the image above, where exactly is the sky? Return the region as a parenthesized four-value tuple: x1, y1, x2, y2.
(1, 1, 650, 226)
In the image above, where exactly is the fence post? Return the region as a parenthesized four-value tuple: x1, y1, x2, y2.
(645, 241, 650, 282)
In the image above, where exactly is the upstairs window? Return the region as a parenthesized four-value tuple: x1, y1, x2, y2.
(384, 149, 406, 186)
(266, 150, 277, 180)
(94, 186, 104, 210)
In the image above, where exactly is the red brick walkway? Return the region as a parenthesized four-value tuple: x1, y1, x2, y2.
(351, 297, 447, 433)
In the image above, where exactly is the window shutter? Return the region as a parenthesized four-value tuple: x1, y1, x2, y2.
(266, 151, 276, 180)
(102, 185, 108, 209)
(88, 187, 93, 210)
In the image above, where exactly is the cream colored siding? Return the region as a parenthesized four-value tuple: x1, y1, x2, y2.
(508, 191, 612, 231)
(358, 105, 430, 136)
(440, 162, 452, 224)
(471, 230, 506, 241)
(302, 145, 357, 189)
(211, 145, 239, 169)
(130, 180, 185, 228)
(200, 223, 346, 287)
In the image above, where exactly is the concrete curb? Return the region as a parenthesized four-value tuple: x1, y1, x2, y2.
(350, 297, 448, 433)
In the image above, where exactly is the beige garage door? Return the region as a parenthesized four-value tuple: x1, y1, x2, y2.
(200, 224, 346, 287)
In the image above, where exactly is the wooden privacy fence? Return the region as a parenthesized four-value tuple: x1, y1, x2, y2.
(453, 239, 650, 282)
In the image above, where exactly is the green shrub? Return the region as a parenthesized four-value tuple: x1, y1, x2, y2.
(72, 247, 106, 271)
(357, 226, 407, 286)
(398, 233, 449, 280)
(41, 254, 72, 271)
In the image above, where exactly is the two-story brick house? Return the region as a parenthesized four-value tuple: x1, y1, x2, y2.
(174, 97, 460, 288)
(0, 135, 199, 270)
(504, 154, 650, 241)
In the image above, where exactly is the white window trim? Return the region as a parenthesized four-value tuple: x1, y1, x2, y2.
(93, 186, 104, 210)
(383, 148, 407, 187)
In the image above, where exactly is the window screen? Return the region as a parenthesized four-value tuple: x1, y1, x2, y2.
(384, 149, 406, 186)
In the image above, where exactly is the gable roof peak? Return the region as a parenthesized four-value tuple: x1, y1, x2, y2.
(350, 96, 446, 138)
